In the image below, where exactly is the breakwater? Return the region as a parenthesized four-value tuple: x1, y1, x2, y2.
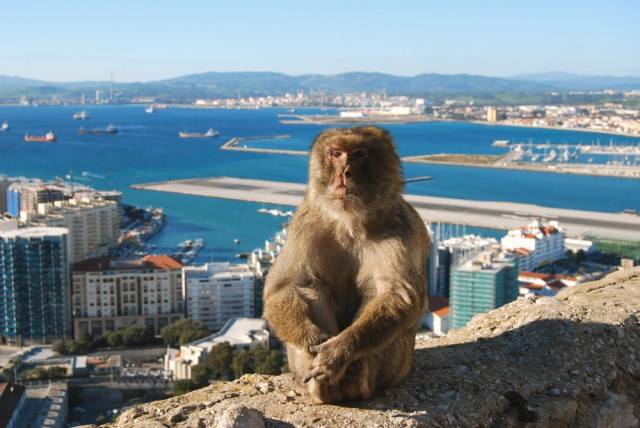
(220, 135, 308, 156)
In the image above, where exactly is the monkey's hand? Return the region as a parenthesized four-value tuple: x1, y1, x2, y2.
(303, 336, 353, 385)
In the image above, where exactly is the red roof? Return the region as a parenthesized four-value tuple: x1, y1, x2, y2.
(73, 255, 182, 272)
(429, 295, 450, 317)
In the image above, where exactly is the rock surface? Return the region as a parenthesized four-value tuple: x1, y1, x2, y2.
(97, 267, 640, 428)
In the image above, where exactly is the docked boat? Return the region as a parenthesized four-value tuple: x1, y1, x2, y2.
(79, 124, 118, 134)
(73, 110, 89, 120)
(24, 131, 56, 142)
(178, 128, 219, 138)
(1, 121, 9, 131)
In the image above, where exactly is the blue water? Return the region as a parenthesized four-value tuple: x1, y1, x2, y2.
(1, 105, 639, 262)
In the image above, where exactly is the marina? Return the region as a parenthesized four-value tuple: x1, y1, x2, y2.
(131, 177, 640, 241)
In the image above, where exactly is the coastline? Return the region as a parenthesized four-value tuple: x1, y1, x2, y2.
(274, 111, 640, 139)
(404, 154, 640, 179)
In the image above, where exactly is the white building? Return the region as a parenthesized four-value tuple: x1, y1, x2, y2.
(183, 263, 256, 331)
(168, 317, 269, 380)
(501, 219, 566, 272)
(21, 196, 120, 263)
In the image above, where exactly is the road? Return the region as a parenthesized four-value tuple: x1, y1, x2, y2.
(132, 177, 640, 241)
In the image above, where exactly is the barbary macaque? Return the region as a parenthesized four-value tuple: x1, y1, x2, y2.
(263, 126, 429, 403)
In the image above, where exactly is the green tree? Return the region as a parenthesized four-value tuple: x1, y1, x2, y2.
(46, 366, 67, 378)
(120, 325, 154, 346)
(106, 331, 124, 347)
(172, 379, 193, 396)
(231, 349, 253, 379)
(190, 364, 210, 389)
(254, 347, 284, 375)
(207, 342, 235, 379)
(160, 319, 209, 347)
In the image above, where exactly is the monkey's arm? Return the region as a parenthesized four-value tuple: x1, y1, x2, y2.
(306, 241, 427, 383)
(263, 277, 331, 351)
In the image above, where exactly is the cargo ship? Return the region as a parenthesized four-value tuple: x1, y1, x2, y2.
(79, 124, 118, 134)
(24, 131, 56, 142)
(178, 128, 219, 138)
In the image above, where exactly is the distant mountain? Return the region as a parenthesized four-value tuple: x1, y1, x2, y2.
(0, 75, 50, 88)
(1, 71, 638, 102)
(156, 71, 551, 95)
(512, 72, 640, 90)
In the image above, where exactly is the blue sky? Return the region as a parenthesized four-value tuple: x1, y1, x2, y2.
(1, 0, 638, 82)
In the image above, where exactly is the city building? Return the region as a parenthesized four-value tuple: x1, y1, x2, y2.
(517, 271, 571, 297)
(450, 252, 519, 329)
(168, 317, 269, 380)
(0, 383, 26, 428)
(71, 255, 184, 339)
(0, 226, 71, 346)
(21, 196, 120, 263)
(431, 231, 499, 297)
(183, 263, 256, 331)
(501, 219, 566, 271)
(6, 180, 67, 218)
(423, 295, 450, 336)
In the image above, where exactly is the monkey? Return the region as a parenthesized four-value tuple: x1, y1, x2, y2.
(262, 126, 430, 404)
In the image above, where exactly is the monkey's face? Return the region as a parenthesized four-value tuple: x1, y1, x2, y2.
(309, 126, 404, 209)
(325, 145, 370, 200)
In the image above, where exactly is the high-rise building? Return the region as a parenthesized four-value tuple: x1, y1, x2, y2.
(6, 181, 67, 218)
(22, 196, 120, 263)
(71, 255, 184, 339)
(501, 219, 565, 271)
(0, 226, 71, 346)
(450, 252, 519, 329)
(431, 232, 499, 297)
(183, 263, 256, 331)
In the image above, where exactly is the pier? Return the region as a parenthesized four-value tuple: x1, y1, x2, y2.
(220, 135, 308, 156)
(131, 177, 640, 241)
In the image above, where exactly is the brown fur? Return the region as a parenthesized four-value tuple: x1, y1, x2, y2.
(263, 126, 430, 403)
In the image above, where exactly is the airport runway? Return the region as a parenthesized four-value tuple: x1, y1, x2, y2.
(132, 177, 640, 241)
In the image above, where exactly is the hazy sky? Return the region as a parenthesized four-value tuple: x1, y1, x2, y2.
(2, 0, 638, 83)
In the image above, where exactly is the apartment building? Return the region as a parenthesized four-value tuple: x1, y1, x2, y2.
(182, 263, 256, 331)
(450, 252, 519, 329)
(500, 219, 566, 271)
(71, 255, 184, 339)
(0, 226, 71, 346)
(21, 196, 120, 263)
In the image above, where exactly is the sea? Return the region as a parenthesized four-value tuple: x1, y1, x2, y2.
(1, 105, 639, 263)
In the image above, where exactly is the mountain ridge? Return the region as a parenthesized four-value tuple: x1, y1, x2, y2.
(1, 71, 639, 102)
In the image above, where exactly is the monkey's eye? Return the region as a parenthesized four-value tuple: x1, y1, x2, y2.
(352, 149, 367, 158)
(329, 149, 342, 158)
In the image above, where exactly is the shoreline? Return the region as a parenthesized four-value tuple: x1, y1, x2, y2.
(404, 154, 640, 180)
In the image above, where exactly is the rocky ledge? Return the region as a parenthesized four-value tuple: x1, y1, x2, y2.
(99, 267, 640, 428)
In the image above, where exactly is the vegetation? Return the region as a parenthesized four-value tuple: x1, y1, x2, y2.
(52, 325, 158, 356)
(585, 236, 640, 262)
(21, 365, 67, 380)
(207, 343, 284, 380)
(160, 318, 209, 347)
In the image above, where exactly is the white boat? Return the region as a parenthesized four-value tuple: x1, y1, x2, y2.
(145, 105, 156, 114)
(1, 121, 9, 131)
(73, 110, 89, 120)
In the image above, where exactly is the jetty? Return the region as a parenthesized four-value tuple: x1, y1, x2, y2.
(220, 135, 308, 156)
(131, 177, 640, 241)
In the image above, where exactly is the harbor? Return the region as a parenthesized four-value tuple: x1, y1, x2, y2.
(131, 177, 640, 241)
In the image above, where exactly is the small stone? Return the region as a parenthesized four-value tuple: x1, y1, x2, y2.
(216, 404, 265, 428)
